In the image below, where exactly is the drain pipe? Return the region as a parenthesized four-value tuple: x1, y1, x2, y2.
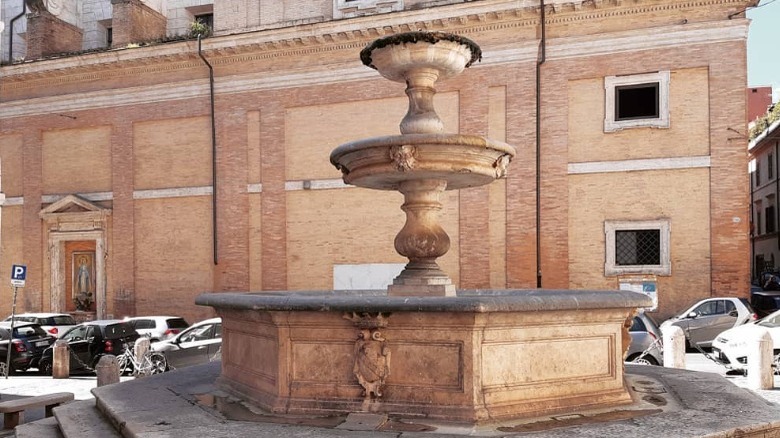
(535, 0, 546, 288)
(772, 142, 780, 253)
(7, 1, 26, 64)
(198, 34, 218, 265)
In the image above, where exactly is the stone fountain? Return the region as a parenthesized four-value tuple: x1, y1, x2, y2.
(197, 32, 650, 423)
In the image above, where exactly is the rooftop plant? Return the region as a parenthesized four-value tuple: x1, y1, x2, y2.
(751, 103, 780, 141)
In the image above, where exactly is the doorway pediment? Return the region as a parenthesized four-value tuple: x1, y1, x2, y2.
(39, 194, 111, 231)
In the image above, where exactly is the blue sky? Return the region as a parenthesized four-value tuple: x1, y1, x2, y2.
(748, 0, 780, 101)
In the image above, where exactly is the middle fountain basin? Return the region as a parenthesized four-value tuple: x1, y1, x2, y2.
(197, 289, 651, 423)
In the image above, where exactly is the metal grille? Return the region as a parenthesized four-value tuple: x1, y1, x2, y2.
(615, 229, 660, 266)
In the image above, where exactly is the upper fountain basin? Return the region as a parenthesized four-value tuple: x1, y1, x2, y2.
(330, 133, 516, 191)
(360, 32, 482, 83)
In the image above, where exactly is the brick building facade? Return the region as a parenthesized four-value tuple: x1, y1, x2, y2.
(0, 0, 755, 322)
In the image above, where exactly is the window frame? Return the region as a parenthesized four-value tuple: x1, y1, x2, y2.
(605, 219, 671, 276)
(604, 71, 670, 132)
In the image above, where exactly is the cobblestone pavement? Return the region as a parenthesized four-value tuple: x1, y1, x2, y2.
(0, 355, 778, 430)
(0, 356, 778, 402)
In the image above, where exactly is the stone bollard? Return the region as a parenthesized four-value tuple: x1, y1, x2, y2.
(747, 326, 774, 390)
(52, 339, 70, 379)
(96, 355, 120, 387)
(134, 338, 151, 377)
(662, 325, 686, 369)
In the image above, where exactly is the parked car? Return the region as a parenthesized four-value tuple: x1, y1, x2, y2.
(625, 311, 664, 365)
(711, 309, 780, 372)
(0, 322, 56, 375)
(151, 318, 221, 371)
(38, 320, 140, 375)
(124, 316, 190, 342)
(750, 290, 780, 319)
(661, 297, 757, 349)
(3, 313, 77, 338)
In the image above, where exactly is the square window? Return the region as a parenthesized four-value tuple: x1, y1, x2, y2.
(605, 219, 671, 276)
(604, 71, 670, 132)
(615, 83, 659, 121)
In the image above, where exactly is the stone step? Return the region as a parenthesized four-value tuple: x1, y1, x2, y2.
(13, 416, 62, 438)
(53, 400, 120, 438)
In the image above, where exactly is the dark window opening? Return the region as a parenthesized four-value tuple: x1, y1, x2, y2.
(615, 229, 660, 266)
(757, 158, 762, 186)
(195, 13, 213, 31)
(767, 206, 776, 234)
(107, 27, 113, 47)
(758, 211, 763, 236)
(615, 83, 660, 121)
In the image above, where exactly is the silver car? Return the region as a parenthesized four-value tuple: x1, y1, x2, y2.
(626, 311, 663, 365)
(661, 297, 757, 349)
(151, 317, 221, 371)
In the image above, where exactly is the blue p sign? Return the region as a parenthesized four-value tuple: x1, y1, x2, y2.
(11, 264, 26, 287)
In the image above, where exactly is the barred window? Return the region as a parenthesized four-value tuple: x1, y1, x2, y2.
(615, 229, 661, 266)
(605, 219, 671, 276)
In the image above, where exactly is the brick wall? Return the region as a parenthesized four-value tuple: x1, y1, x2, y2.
(25, 11, 83, 59)
(110, 0, 167, 48)
(0, 1, 754, 321)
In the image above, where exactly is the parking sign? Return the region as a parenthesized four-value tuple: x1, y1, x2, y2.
(11, 264, 26, 287)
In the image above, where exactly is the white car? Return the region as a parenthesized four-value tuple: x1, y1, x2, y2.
(3, 313, 77, 338)
(711, 310, 780, 372)
(124, 316, 189, 342)
(660, 297, 757, 349)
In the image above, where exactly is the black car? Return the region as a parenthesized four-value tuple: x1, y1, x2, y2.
(0, 322, 56, 375)
(38, 320, 140, 375)
(751, 289, 780, 319)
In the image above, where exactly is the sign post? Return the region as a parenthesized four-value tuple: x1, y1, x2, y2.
(5, 265, 26, 379)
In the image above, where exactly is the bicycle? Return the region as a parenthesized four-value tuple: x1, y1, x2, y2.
(116, 343, 167, 377)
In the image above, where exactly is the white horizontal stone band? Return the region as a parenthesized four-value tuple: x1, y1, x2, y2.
(1, 197, 23, 206)
(42, 192, 113, 204)
(568, 156, 711, 175)
(285, 179, 352, 191)
(133, 186, 213, 199)
(1, 179, 354, 205)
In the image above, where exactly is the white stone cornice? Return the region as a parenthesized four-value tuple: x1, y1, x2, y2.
(0, 0, 749, 83)
(548, 19, 748, 60)
(568, 156, 711, 174)
(0, 19, 748, 120)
